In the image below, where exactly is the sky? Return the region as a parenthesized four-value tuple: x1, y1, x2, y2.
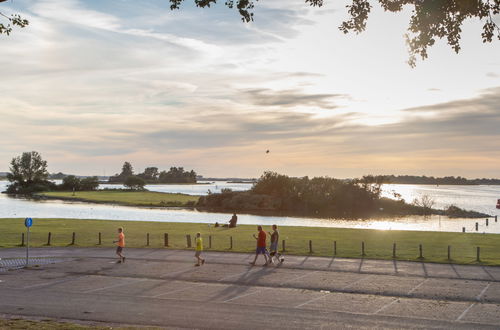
(1, 0, 499, 178)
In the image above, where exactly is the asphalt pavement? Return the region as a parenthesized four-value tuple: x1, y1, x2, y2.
(1, 247, 500, 329)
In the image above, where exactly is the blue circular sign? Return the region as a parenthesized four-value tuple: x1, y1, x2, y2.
(24, 218, 33, 228)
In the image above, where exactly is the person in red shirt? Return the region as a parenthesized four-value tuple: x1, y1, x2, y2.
(249, 225, 269, 266)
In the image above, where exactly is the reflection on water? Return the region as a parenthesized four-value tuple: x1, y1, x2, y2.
(0, 180, 499, 233)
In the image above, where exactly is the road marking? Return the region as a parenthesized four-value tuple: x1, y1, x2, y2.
(373, 298, 399, 315)
(219, 267, 261, 281)
(407, 278, 429, 296)
(23, 276, 83, 289)
(152, 283, 202, 298)
(342, 275, 372, 290)
(280, 270, 320, 286)
(84, 278, 147, 293)
(294, 292, 330, 308)
(476, 282, 491, 301)
(223, 289, 263, 303)
(160, 266, 199, 278)
(456, 302, 475, 322)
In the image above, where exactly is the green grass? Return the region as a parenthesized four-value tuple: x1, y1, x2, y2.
(1, 218, 500, 266)
(37, 191, 200, 207)
(0, 318, 145, 329)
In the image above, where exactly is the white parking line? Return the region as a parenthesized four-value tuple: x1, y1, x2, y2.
(476, 283, 491, 301)
(223, 289, 263, 303)
(84, 278, 147, 293)
(294, 292, 330, 308)
(456, 302, 475, 322)
(407, 278, 429, 295)
(373, 298, 399, 315)
(219, 267, 261, 282)
(23, 276, 83, 289)
(152, 283, 202, 298)
(281, 270, 320, 286)
(342, 275, 372, 290)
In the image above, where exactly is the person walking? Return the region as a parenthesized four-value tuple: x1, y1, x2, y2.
(268, 224, 284, 264)
(249, 225, 268, 266)
(113, 227, 125, 263)
(194, 232, 205, 266)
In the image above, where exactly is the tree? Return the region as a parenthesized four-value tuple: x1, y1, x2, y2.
(121, 162, 134, 177)
(0, 0, 28, 36)
(139, 167, 159, 181)
(124, 175, 146, 190)
(61, 175, 81, 191)
(169, 0, 500, 66)
(6, 151, 53, 194)
(80, 176, 100, 191)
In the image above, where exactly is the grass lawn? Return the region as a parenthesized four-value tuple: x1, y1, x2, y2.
(1, 218, 500, 266)
(36, 191, 200, 207)
(0, 318, 140, 329)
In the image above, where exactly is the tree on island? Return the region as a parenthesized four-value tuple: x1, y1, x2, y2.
(6, 151, 55, 194)
(60, 175, 99, 192)
(108, 162, 197, 184)
(124, 175, 146, 190)
(169, 0, 500, 66)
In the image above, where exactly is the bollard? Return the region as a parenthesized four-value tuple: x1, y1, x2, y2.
(230, 236, 233, 250)
(164, 233, 168, 247)
(98, 232, 102, 245)
(419, 244, 423, 259)
(186, 234, 192, 248)
(71, 232, 76, 245)
(333, 241, 337, 256)
(309, 240, 313, 253)
(477, 247, 481, 262)
(47, 232, 52, 246)
(361, 241, 366, 256)
(476, 222, 479, 231)
(282, 239, 286, 252)
(21, 233, 25, 246)
(393, 243, 396, 258)
(462, 227, 465, 233)
(486, 218, 489, 226)
(147, 233, 150, 246)
(495, 215, 498, 222)
(209, 235, 212, 249)
(447, 245, 451, 260)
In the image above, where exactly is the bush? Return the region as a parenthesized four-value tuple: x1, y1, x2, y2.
(124, 176, 146, 190)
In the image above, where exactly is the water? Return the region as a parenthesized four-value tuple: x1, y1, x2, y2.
(0, 180, 499, 233)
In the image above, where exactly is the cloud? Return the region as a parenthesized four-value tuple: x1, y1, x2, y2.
(238, 88, 346, 109)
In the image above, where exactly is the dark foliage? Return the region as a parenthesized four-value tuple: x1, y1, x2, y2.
(360, 175, 500, 185)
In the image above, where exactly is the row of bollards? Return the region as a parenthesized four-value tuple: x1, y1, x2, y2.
(17, 232, 488, 262)
(468, 216, 498, 232)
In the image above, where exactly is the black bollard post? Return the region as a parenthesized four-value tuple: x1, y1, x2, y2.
(477, 247, 481, 262)
(186, 234, 192, 248)
(309, 240, 313, 253)
(21, 233, 25, 246)
(164, 233, 168, 247)
(476, 222, 479, 231)
(486, 218, 489, 226)
(47, 232, 52, 246)
(495, 215, 498, 222)
(209, 235, 212, 249)
(71, 232, 76, 245)
(462, 227, 465, 233)
(361, 241, 366, 256)
(333, 241, 337, 256)
(419, 244, 423, 259)
(393, 243, 396, 258)
(98, 232, 102, 245)
(282, 239, 286, 252)
(146, 233, 150, 246)
(230, 236, 233, 250)
(447, 245, 451, 260)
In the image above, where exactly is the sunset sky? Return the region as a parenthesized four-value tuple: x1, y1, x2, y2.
(1, 0, 499, 178)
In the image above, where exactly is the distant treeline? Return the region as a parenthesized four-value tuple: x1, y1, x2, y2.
(361, 175, 500, 185)
(198, 172, 489, 219)
(108, 162, 197, 184)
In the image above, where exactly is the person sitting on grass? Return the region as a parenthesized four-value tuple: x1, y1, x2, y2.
(249, 226, 269, 266)
(113, 227, 125, 264)
(194, 232, 205, 266)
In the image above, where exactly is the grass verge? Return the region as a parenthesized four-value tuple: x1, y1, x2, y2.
(36, 191, 200, 207)
(1, 218, 500, 266)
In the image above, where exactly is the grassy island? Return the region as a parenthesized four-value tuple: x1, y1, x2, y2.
(36, 190, 200, 207)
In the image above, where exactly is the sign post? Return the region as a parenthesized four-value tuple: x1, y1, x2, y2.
(24, 217, 33, 267)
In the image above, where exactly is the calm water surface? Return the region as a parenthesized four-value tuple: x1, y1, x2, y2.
(1, 181, 499, 233)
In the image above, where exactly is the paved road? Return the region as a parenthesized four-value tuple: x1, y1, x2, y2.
(1, 247, 500, 329)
